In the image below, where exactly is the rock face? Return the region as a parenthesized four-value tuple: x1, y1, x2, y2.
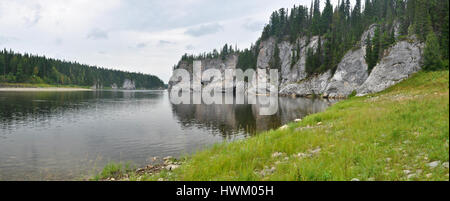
(249, 36, 320, 95)
(321, 25, 376, 98)
(280, 70, 332, 97)
(169, 54, 238, 92)
(111, 83, 118, 89)
(280, 36, 320, 86)
(169, 24, 424, 98)
(324, 48, 368, 98)
(257, 38, 276, 70)
(122, 79, 136, 90)
(357, 39, 424, 96)
(278, 24, 422, 98)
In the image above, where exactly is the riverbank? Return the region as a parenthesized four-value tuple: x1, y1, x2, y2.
(95, 70, 449, 181)
(0, 83, 92, 91)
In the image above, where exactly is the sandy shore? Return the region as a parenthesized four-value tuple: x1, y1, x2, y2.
(0, 87, 92, 92)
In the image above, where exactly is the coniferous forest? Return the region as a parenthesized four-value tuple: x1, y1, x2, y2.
(0, 50, 165, 89)
(178, 0, 449, 75)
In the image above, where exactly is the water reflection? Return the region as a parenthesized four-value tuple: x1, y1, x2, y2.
(0, 90, 336, 180)
(171, 93, 336, 138)
(0, 90, 164, 133)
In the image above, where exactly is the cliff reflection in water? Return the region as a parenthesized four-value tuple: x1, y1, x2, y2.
(170, 93, 337, 138)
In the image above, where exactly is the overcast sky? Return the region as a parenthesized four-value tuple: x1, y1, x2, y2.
(0, 0, 342, 83)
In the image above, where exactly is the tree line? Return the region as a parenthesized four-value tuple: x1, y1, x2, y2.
(0, 49, 165, 89)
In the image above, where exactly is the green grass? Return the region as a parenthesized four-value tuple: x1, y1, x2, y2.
(0, 82, 91, 89)
(99, 70, 450, 181)
(91, 162, 136, 181)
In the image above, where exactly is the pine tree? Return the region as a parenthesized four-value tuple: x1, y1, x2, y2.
(371, 25, 381, 67)
(423, 31, 444, 71)
(365, 33, 375, 72)
(440, 2, 449, 59)
(269, 45, 281, 70)
(312, 0, 322, 34)
(321, 0, 333, 33)
(414, 0, 432, 40)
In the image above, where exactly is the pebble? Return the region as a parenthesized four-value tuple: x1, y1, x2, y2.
(407, 174, 416, 180)
(427, 161, 440, 168)
(351, 178, 360, 181)
(272, 152, 284, 158)
(163, 156, 173, 160)
(279, 125, 289, 130)
(442, 162, 449, 169)
(260, 167, 276, 177)
(166, 165, 180, 171)
(310, 148, 321, 155)
(293, 153, 311, 158)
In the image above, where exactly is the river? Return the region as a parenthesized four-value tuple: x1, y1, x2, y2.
(0, 90, 336, 180)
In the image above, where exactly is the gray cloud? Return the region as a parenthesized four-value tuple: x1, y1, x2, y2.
(0, 35, 16, 45)
(243, 20, 265, 32)
(184, 23, 223, 37)
(111, 0, 303, 33)
(158, 40, 176, 46)
(87, 29, 108, 40)
(24, 4, 42, 27)
(185, 44, 195, 50)
(54, 38, 62, 45)
(136, 42, 148, 48)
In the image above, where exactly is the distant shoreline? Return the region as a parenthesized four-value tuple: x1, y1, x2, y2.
(0, 87, 92, 92)
(0, 82, 92, 91)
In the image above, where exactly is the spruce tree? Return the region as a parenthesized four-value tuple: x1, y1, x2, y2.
(414, 0, 432, 41)
(423, 31, 444, 71)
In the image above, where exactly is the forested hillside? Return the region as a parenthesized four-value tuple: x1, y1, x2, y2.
(176, 0, 449, 74)
(0, 50, 165, 89)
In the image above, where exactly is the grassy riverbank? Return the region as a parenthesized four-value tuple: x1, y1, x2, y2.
(96, 70, 449, 181)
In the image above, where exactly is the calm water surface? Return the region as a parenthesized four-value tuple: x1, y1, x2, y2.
(0, 90, 336, 180)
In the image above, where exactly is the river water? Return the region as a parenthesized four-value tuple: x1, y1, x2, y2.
(0, 90, 336, 180)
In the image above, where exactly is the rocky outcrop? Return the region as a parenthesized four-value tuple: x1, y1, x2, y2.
(357, 38, 424, 96)
(280, 70, 332, 97)
(281, 36, 320, 85)
(169, 54, 238, 92)
(279, 24, 423, 98)
(122, 79, 136, 90)
(322, 25, 376, 98)
(169, 24, 424, 99)
(251, 36, 320, 95)
(111, 83, 118, 89)
(323, 48, 368, 98)
(359, 24, 377, 46)
(280, 24, 375, 98)
(248, 37, 278, 94)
